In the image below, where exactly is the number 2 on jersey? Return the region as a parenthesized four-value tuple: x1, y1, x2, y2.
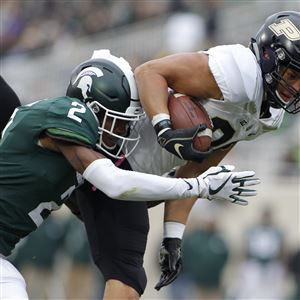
(28, 184, 76, 227)
(67, 101, 86, 123)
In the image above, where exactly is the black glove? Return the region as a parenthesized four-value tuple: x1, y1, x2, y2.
(155, 238, 183, 291)
(154, 119, 212, 163)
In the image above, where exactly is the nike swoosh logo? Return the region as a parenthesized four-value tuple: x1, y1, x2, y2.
(174, 143, 184, 159)
(209, 176, 232, 195)
(183, 180, 193, 190)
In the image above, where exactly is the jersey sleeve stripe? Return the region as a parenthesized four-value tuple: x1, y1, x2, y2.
(46, 128, 94, 146)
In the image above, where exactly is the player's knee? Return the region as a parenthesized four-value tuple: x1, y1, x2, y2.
(104, 279, 141, 299)
(95, 259, 147, 296)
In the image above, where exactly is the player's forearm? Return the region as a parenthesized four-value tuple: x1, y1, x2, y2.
(134, 63, 169, 119)
(162, 151, 231, 224)
(83, 159, 200, 201)
(55, 140, 200, 201)
(164, 197, 197, 224)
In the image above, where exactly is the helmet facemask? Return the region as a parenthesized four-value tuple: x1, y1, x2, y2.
(88, 100, 143, 159)
(265, 49, 300, 113)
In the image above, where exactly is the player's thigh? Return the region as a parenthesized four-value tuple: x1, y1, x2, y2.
(75, 181, 149, 295)
(0, 257, 28, 299)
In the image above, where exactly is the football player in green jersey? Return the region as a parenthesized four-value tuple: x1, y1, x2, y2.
(0, 50, 260, 299)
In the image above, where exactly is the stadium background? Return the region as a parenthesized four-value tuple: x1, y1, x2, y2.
(1, 1, 299, 299)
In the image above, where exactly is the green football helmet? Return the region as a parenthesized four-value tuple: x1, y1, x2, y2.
(66, 49, 144, 159)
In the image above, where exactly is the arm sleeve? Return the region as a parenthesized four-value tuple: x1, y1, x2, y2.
(82, 159, 200, 201)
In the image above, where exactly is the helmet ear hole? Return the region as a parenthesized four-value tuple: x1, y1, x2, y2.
(262, 48, 269, 59)
(88, 101, 105, 122)
(91, 102, 100, 114)
(96, 108, 105, 123)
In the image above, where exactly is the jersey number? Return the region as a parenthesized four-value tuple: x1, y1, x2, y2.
(211, 117, 235, 148)
(28, 185, 76, 227)
(67, 102, 86, 123)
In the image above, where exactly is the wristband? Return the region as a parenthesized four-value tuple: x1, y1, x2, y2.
(152, 113, 170, 127)
(163, 221, 186, 239)
(154, 121, 172, 136)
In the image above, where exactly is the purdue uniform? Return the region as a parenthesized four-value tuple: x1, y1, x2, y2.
(131, 11, 300, 289)
(203, 44, 285, 149)
(127, 44, 285, 176)
(0, 96, 98, 256)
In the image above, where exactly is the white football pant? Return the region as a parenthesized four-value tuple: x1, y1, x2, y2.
(0, 256, 28, 300)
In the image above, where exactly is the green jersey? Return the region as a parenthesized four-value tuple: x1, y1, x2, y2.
(0, 96, 99, 256)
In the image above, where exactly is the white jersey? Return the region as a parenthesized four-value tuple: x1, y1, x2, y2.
(126, 115, 185, 175)
(127, 44, 285, 175)
(202, 44, 284, 149)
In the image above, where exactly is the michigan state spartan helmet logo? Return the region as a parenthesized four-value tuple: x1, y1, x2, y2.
(73, 66, 104, 100)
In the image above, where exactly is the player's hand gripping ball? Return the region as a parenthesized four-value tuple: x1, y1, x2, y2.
(168, 93, 213, 151)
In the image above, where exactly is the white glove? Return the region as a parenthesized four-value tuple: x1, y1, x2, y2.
(197, 165, 260, 205)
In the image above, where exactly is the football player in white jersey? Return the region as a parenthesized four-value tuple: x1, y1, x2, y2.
(134, 11, 300, 290)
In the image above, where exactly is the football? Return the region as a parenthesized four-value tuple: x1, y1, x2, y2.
(168, 93, 213, 152)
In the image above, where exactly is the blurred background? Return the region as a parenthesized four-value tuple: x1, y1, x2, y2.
(1, 0, 299, 299)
